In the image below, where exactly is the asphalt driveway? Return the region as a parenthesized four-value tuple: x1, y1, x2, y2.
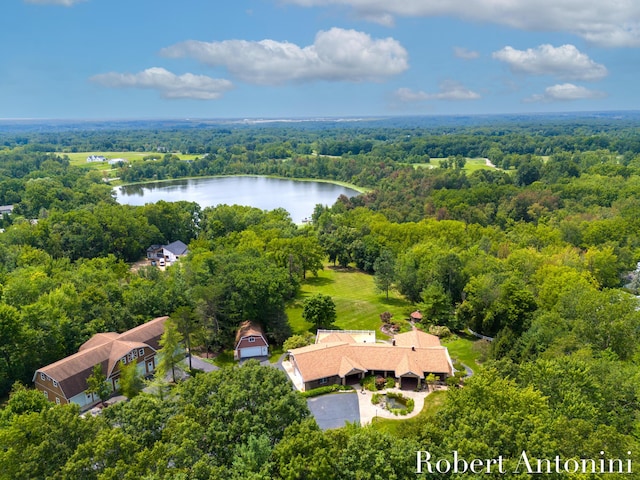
(307, 392, 360, 430)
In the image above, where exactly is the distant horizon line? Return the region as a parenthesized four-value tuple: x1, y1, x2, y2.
(1, 109, 639, 124)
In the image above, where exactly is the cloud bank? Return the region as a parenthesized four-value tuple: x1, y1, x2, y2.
(91, 68, 234, 100)
(453, 47, 480, 60)
(525, 83, 606, 103)
(394, 81, 480, 102)
(161, 27, 408, 84)
(493, 44, 607, 81)
(281, 0, 640, 47)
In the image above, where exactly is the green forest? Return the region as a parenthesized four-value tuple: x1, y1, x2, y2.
(2, 115, 640, 478)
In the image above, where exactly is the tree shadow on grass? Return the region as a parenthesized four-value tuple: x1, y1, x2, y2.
(380, 297, 411, 308)
(304, 277, 334, 287)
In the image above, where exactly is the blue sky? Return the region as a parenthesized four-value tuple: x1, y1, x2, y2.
(2, 0, 640, 119)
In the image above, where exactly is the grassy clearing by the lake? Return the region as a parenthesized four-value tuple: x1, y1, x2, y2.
(443, 332, 487, 373)
(286, 266, 414, 338)
(371, 390, 447, 435)
(58, 151, 201, 168)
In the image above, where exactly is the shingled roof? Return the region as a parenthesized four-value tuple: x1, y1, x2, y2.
(235, 320, 265, 344)
(164, 240, 188, 256)
(34, 316, 168, 400)
(288, 329, 453, 385)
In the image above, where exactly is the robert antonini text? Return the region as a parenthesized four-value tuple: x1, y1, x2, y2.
(416, 450, 633, 475)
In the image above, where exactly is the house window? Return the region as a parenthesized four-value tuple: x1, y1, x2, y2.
(55, 397, 60, 405)
(128, 352, 135, 362)
(139, 348, 145, 357)
(86, 393, 93, 401)
(53, 380, 58, 388)
(43, 391, 48, 398)
(319, 378, 328, 384)
(40, 372, 46, 381)
(121, 356, 127, 364)
(249, 337, 255, 343)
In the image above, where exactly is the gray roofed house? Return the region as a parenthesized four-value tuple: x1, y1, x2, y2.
(0, 205, 14, 215)
(146, 241, 189, 266)
(162, 240, 189, 265)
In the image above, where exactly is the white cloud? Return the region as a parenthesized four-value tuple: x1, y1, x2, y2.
(161, 28, 408, 85)
(280, 0, 640, 47)
(524, 83, 607, 102)
(24, 0, 85, 5)
(453, 47, 480, 60)
(493, 44, 607, 81)
(90, 67, 234, 100)
(394, 81, 480, 102)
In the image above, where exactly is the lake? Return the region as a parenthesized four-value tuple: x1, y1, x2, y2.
(115, 176, 361, 222)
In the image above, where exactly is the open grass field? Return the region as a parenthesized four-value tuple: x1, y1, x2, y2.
(58, 151, 201, 168)
(371, 389, 447, 435)
(412, 157, 495, 172)
(286, 266, 414, 339)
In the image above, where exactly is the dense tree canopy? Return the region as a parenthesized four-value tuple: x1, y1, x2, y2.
(2, 116, 640, 478)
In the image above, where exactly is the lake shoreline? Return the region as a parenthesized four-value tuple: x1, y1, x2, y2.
(113, 173, 369, 194)
(115, 175, 364, 223)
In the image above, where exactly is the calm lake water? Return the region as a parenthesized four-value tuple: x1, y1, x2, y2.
(116, 176, 360, 222)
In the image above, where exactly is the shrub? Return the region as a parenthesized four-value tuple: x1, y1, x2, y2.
(375, 376, 386, 390)
(380, 311, 393, 324)
(371, 393, 382, 405)
(302, 384, 353, 398)
(428, 325, 452, 338)
(453, 361, 465, 372)
(385, 377, 395, 388)
(446, 376, 460, 388)
(360, 375, 379, 391)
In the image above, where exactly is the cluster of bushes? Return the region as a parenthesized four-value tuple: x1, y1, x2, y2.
(361, 375, 395, 391)
(301, 384, 354, 398)
(428, 325, 453, 338)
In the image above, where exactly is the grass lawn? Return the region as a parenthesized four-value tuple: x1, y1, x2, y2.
(58, 151, 201, 169)
(286, 266, 414, 338)
(212, 350, 236, 368)
(443, 331, 487, 373)
(411, 157, 494, 172)
(371, 390, 447, 436)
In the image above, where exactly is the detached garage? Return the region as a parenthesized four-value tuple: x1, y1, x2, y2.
(234, 321, 269, 360)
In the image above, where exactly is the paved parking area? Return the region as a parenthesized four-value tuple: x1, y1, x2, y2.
(307, 392, 360, 430)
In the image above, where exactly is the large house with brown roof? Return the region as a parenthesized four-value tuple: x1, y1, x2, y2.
(33, 316, 168, 409)
(234, 321, 269, 360)
(288, 328, 454, 391)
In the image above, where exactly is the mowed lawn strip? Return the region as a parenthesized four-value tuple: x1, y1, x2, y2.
(286, 266, 413, 338)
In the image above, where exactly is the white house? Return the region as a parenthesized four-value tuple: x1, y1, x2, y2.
(162, 240, 189, 265)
